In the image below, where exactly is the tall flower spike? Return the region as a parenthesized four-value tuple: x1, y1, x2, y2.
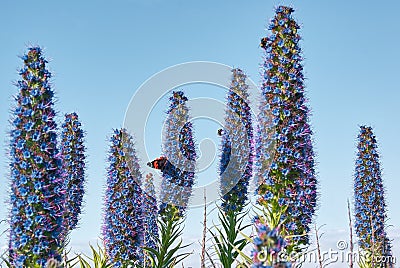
(256, 6, 317, 247)
(142, 173, 159, 251)
(354, 126, 392, 263)
(60, 112, 86, 244)
(210, 69, 254, 268)
(220, 68, 254, 213)
(159, 91, 197, 216)
(103, 129, 144, 267)
(8, 46, 65, 267)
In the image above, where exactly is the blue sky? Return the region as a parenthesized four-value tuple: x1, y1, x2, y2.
(1, 0, 399, 266)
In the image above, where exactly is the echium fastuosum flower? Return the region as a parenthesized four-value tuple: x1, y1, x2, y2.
(8, 46, 65, 267)
(59, 112, 86, 244)
(159, 91, 197, 216)
(250, 216, 291, 268)
(354, 126, 392, 265)
(255, 6, 317, 248)
(142, 173, 159, 251)
(103, 129, 144, 267)
(212, 68, 254, 268)
(144, 91, 195, 267)
(220, 68, 254, 213)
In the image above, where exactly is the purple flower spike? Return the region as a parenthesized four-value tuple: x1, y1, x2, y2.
(256, 6, 317, 247)
(60, 112, 86, 243)
(8, 46, 64, 266)
(159, 91, 197, 216)
(354, 126, 393, 264)
(142, 173, 159, 251)
(220, 68, 254, 213)
(103, 129, 144, 267)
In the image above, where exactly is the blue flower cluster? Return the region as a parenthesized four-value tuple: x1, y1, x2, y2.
(251, 216, 291, 268)
(60, 112, 86, 243)
(159, 91, 197, 216)
(354, 126, 391, 257)
(103, 129, 144, 267)
(9, 47, 64, 267)
(255, 6, 317, 246)
(142, 173, 159, 251)
(220, 68, 254, 213)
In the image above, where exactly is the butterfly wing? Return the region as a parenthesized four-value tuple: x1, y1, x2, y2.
(147, 156, 168, 170)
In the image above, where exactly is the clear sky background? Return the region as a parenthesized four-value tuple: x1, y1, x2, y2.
(0, 0, 399, 267)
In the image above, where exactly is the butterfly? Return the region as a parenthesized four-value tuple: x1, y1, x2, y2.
(147, 156, 181, 179)
(147, 156, 168, 170)
(217, 129, 225, 136)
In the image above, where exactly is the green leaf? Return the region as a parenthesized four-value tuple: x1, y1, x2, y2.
(143, 205, 192, 268)
(76, 243, 113, 268)
(208, 205, 251, 268)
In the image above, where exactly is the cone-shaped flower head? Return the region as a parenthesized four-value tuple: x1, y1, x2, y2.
(220, 68, 254, 213)
(251, 216, 291, 268)
(103, 129, 144, 267)
(255, 6, 317, 246)
(60, 112, 86, 242)
(354, 126, 391, 257)
(142, 173, 159, 250)
(159, 91, 197, 216)
(8, 46, 65, 267)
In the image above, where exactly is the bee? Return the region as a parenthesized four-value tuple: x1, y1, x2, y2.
(260, 37, 268, 49)
(217, 129, 224, 136)
(147, 156, 168, 170)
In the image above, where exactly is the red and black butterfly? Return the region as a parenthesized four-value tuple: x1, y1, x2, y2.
(147, 156, 168, 170)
